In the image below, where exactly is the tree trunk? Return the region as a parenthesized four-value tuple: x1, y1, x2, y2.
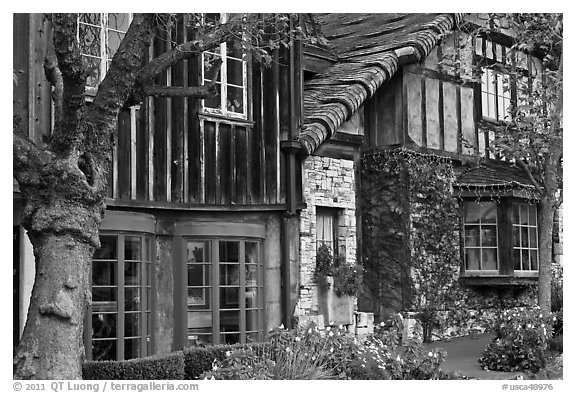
(13, 201, 101, 379)
(538, 195, 555, 315)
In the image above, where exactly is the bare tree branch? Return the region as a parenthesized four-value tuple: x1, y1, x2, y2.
(43, 41, 64, 128)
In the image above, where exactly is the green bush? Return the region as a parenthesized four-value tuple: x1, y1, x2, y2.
(479, 307, 553, 373)
(82, 352, 185, 380)
(183, 343, 267, 379)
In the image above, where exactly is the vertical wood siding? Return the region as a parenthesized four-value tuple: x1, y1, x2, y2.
(18, 14, 290, 208)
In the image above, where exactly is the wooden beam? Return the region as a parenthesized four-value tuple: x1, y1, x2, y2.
(144, 85, 215, 98)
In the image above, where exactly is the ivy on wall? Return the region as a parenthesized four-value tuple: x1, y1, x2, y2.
(360, 148, 539, 341)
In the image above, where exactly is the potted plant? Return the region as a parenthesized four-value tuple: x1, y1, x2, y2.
(314, 244, 363, 325)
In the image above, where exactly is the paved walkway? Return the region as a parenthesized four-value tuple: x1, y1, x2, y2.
(423, 334, 525, 380)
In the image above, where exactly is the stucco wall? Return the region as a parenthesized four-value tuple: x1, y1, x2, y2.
(296, 155, 357, 317)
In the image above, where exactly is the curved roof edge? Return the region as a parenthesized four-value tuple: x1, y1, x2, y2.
(295, 13, 462, 157)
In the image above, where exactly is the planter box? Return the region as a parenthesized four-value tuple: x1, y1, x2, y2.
(319, 276, 355, 325)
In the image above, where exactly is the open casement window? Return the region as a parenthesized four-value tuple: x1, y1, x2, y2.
(462, 200, 538, 278)
(78, 13, 133, 95)
(185, 239, 263, 346)
(87, 233, 153, 361)
(201, 13, 248, 119)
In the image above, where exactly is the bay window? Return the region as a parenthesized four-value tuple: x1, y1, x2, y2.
(463, 200, 539, 277)
(87, 233, 153, 361)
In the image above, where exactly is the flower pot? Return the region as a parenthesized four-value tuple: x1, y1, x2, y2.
(319, 276, 355, 325)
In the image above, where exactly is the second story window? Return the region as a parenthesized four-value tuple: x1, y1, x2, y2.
(201, 13, 248, 119)
(78, 13, 132, 92)
(474, 36, 541, 124)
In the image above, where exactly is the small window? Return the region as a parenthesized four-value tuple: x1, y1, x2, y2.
(480, 68, 511, 122)
(88, 233, 153, 361)
(201, 13, 248, 119)
(78, 13, 132, 92)
(316, 207, 337, 253)
(464, 201, 499, 272)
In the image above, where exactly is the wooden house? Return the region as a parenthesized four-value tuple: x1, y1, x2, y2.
(13, 13, 562, 359)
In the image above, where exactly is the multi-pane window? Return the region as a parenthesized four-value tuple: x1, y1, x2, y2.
(88, 234, 152, 361)
(462, 200, 539, 276)
(464, 201, 499, 271)
(201, 13, 247, 119)
(186, 239, 263, 346)
(480, 69, 511, 122)
(78, 13, 132, 90)
(474, 36, 543, 124)
(512, 204, 539, 271)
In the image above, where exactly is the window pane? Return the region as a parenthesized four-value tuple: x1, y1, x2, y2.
(188, 312, 212, 335)
(521, 227, 529, 248)
(246, 309, 260, 332)
(93, 261, 116, 285)
(245, 264, 258, 287)
(188, 328, 212, 346)
(108, 13, 130, 31)
(83, 56, 102, 88)
(80, 13, 101, 25)
(125, 312, 141, 338)
(513, 250, 521, 270)
(92, 339, 116, 361)
(125, 287, 141, 311)
(125, 236, 142, 260)
(245, 242, 259, 264)
(481, 227, 497, 247)
(227, 86, 244, 114)
(92, 313, 117, 340)
(482, 93, 489, 118)
(465, 249, 481, 270)
(247, 332, 261, 343)
(220, 333, 240, 345)
(465, 202, 496, 223)
(203, 87, 221, 109)
(482, 249, 498, 270)
(528, 205, 537, 225)
(220, 310, 240, 332)
(107, 31, 125, 58)
(245, 287, 259, 309)
(188, 287, 209, 307)
(220, 241, 239, 262)
(92, 288, 117, 311)
(220, 264, 239, 286)
(188, 264, 207, 287)
(530, 250, 538, 270)
(124, 338, 141, 360)
(227, 57, 243, 86)
(203, 52, 222, 83)
(521, 251, 530, 271)
(529, 227, 538, 248)
(513, 227, 520, 247)
(79, 24, 102, 57)
(95, 236, 117, 259)
(464, 227, 480, 247)
(220, 287, 239, 309)
(125, 262, 141, 286)
(188, 241, 210, 262)
(520, 205, 529, 225)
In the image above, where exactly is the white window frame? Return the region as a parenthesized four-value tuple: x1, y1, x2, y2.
(201, 13, 248, 120)
(513, 203, 539, 273)
(77, 13, 133, 95)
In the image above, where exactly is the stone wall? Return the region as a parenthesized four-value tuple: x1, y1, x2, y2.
(295, 155, 357, 318)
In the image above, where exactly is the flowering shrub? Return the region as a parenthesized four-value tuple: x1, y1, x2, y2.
(201, 324, 357, 380)
(479, 307, 554, 373)
(314, 244, 363, 296)
(202, 320, 465, 380)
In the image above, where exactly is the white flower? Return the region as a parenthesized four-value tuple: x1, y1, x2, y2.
(330, 347, 334, 353)
(329, 331, 334, 337)
(428, 352, 433, 357)
(380, 322, 385, 326)
(295, 336, 301, 342)
(326, 326, 331, 331)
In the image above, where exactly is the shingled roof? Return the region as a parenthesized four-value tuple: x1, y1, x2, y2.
(455, 160, 536, 190)
(296, 13, 461, 156)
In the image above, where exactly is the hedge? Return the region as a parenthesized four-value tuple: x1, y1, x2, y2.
(82, 351, 185, 380)
(183, 343, 268, 379)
